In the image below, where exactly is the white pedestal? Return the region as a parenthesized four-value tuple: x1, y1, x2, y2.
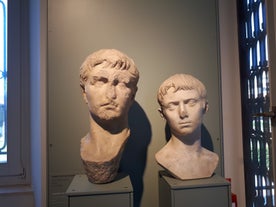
(66, 174, 133, 207)
(159, 171, 231, 207)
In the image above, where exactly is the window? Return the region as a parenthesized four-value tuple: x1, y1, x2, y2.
(0, 0, 7, 164)
(0, 0, 30, 185)
(238, 0, 274, 206)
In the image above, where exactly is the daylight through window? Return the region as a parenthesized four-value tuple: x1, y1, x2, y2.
(0, 0, 7, 164)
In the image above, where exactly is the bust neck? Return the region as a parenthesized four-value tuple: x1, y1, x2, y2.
(80, 117, 130, 162)
(169, 136, 202, 155)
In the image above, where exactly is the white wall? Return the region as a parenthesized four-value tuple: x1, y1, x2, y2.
(45, 0, 257, 206)
(47, 1, 223, 207)
(219, 0, 246, 206)
(0, 1, 248, 207)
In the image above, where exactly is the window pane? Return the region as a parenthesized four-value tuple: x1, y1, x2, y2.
(0, 0, 29, 183)
(0, 0, 7, 164)
(238, 0, 275, 206)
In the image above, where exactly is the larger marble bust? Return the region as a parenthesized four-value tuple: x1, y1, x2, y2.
(155, 74, 219, 180)
(79, 49, 139, 183)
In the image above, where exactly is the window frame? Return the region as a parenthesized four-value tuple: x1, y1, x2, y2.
(0, 0, 30, 185)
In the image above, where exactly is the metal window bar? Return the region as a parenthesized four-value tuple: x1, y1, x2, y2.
(0, 0, 7, 163)
(239, 0, 274, 206)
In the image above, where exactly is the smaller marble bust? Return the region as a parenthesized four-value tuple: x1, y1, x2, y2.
(155, 74, 219, 180)
(79, 49, 139, 183)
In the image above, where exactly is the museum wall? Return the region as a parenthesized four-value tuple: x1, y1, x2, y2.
(219, 0, 246, 206)
(47, 1, 223, 207)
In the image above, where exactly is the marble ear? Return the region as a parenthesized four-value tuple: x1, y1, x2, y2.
(82, 91, 88, 104)
(204, 101, 209, 113)
(158, 108, 165, 119)
(131, 86, 138, 100)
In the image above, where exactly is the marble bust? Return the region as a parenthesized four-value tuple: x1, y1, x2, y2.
(155, 74, 219, 180)
(79, 49, 139, 183)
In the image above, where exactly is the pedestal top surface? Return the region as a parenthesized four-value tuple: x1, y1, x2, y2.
(159, 171, 230, 189)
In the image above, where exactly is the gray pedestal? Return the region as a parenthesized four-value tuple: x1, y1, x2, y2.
(158, 171, 231, 207)
(66, 174, 133, 207)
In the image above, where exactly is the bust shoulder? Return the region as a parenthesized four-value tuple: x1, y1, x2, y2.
(155, 144, 219, 180)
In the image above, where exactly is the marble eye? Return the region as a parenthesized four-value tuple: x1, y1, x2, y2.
(166, 102, 178, 111)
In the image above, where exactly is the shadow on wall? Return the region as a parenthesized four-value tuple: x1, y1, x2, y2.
(119, 101, 152, 207)
(165, 123, 214, 151)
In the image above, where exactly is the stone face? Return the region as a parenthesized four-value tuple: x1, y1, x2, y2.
(156, 74, 219, 180)
(79, 49, 139, 184)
